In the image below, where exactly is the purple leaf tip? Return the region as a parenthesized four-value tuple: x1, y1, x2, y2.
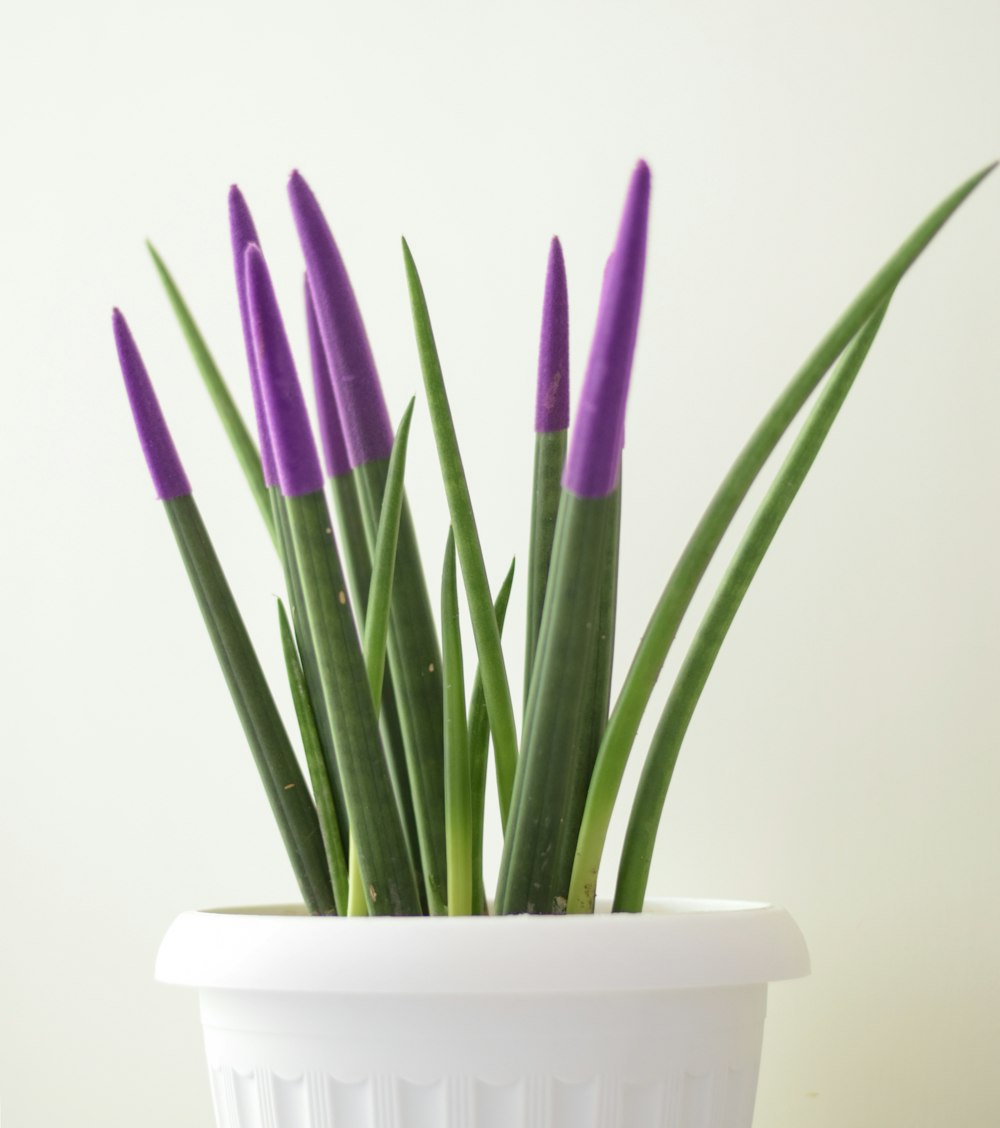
(287, 170, 394, 468)
(305, 277, 352, 478)
(244, 245, 323, 497)
(229, 184, 278, 487)
(113, 310, 191, 501)
(535, 236, 569, 433)
(563, 160, 650, 498)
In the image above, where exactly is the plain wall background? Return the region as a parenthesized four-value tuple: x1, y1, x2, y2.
(1, 1, 997, 1125)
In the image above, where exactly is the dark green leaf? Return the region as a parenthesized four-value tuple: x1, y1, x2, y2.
(277, 599, 349, 913)
(164, 494, 335, 914)
(470, 558, 516, 914)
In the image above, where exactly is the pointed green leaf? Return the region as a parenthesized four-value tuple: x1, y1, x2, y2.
(442, 530, 472, 916)
(271, 487, 350, 859)
(470, 558, 516, 914)
(164, 494, 335, 914)
(328, 466, 421, 906)
(495, 490, 618, 914)
(354, 456, 446, 915)
(566, 164, 995, 912)
(364, 400, 415, 706)
(525, 429, 567, 704)
(402, 239, 519, 824)
(277, 599, 349, 914)
(612, 297, 893, 912)
(283, 489, 423, 915)
(147, 242, 275, 544)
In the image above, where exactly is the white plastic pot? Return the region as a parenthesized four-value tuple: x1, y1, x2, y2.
(156, 898, 808, 1128)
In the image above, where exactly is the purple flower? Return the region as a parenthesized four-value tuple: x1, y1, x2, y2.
(287, 170, 394, 468)
(244, 244, 323, 497)
(229, 185, 278, 487)
(535, 237, 569, 434)
(563, 161, 650, 497)
(305, 278, 352, 479)
(113, 309, 191, 500)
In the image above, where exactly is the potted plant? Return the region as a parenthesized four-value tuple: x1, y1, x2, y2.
(114, 159, 992, 1128)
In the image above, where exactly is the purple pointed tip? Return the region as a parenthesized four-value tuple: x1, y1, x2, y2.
(244, 245, 323, 497)
(228, 185, 278, 488)
(288, 171, 394, 468)
(305, 277, 352, 478)
(564, 161, 650, 498)
(535, 236, 569, 433)
(113, 310, 191, 500)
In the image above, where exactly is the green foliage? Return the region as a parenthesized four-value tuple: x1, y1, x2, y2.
(139, 164, 992, 916)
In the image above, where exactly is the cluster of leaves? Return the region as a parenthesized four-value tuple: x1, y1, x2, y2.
(115, 161, 992, 916)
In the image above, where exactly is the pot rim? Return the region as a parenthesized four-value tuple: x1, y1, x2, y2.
(155, 897, 809, 994)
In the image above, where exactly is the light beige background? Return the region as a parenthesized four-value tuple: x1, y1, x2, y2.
(1, 1, 998, 1125)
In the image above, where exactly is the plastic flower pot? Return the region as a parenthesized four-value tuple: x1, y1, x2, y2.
(156, 898, 808, 1127)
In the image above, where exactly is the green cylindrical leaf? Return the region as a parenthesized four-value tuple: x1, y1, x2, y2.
(525, 429, 567, 705)
(147, 243, 275, 544)
(329, 467, 420, 902)
(402, 239, 519, 825)
(355, 457, 447, 915)
(442, 531, 472, 916)
(283, 489, 423, 916)
(277, 599, 349, 914)
(347, 837, 367, 916)
(613, 299, 892, 912)
(566, 165, 995, 913)
(496, 491, 617, 914)
(591, 473, 621, 740)
(364, 401, 415, 708)
(271, 487, 350, 859)
(164, 494, 335, 915)
(470, 559, 516, 915)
